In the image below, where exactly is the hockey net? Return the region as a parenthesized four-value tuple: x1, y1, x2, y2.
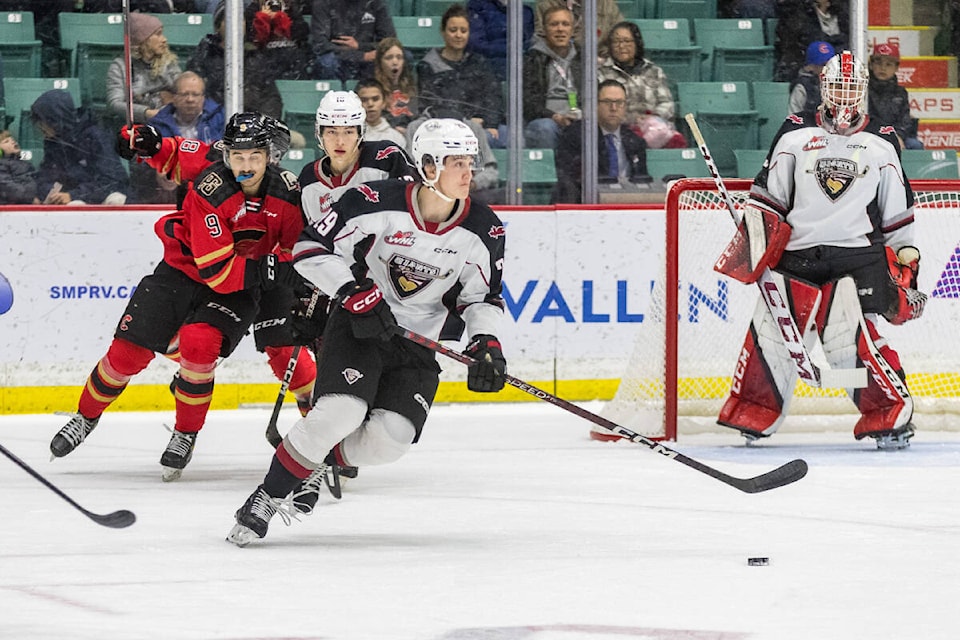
(604, 178, 960, 440)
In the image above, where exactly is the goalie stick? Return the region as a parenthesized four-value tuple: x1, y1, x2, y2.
(0, 443, 136, 528)
(398, 328, 808, 494)
(683, 113, 867, 390)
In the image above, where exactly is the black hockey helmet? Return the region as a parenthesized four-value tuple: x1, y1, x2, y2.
(223, 112, 272, 151)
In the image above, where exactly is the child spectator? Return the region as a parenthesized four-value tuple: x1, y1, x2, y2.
(355, 78, 408, 149)
(868, 43, 923, 150)
(789, 40, 834, 113)
(0, 131, 39, 205)
(374, 37, 419, 135)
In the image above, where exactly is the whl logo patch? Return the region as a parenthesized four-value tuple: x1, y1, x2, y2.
(814, 158, 858, 201)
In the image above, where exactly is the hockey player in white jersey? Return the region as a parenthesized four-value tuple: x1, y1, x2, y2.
(228, 118, 507, 545)
(714, 51, 925, 449)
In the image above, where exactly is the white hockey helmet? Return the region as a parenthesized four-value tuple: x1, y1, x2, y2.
(410, 118, 479, 189)
(819, 50, 868, 134)
(314, 90, 366, 150)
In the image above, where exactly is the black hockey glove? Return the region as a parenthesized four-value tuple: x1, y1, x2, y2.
(464, 334, 506, 393)
(116, 124, 162, 160)
(290, 290, 331, 346)
(257, 254, 305, 291)
(338, 279, 397, 342)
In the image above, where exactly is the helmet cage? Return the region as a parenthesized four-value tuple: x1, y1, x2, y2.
(819, 51, 868, 133)
(411, 119, 480, 190)
(314, 91, 366, 151)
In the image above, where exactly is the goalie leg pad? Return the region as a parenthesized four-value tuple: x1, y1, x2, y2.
(714, 203, 791, 284)
(718, 274, 820, 437)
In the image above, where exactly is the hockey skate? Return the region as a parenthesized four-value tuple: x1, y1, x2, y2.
(227, 485, 294, 547)
(160, 430, 197, 482)
(50, 414, 100, 459)
(292, 463, 341, 513)
(871, 423, 915, 451)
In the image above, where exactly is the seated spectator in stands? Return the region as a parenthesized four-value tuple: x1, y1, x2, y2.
(250, 0, 313, 80)
(868, 43, 923, 150)
(466, 0, 535, 82)
(356, 78, 408, 149)
(0, 130, 39, 205)
(789, 41, 834, 113)
(106, 13, 181, 123)
(534, 0, 623, 59)
(187, 1, 283, 120)
(774, 0, 849, 84)
(413, 4, 505, 149)
(30, 90, 128, 205)
(598, 21, 684, 149)
(523, 5, 580, 149)
(552, 79, 649, 204)
(311, 0, 397, 82)
(374, 37, 419, 135)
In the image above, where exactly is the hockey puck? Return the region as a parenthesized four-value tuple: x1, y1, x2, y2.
(747, 557, 769, 566)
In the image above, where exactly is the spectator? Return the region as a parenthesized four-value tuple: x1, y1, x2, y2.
(773, 0, 849, 84)
(355, 78, 408, 149)
(552, 79, 649, 203)
(868, 43, 923, 150)
(310, 0, 397, 82)
(374, 37, 419, 135)
(0, 130, 39, 205)
(414, 5, 505, 149)
(597, 21, 685, 149)
(187, 1, 283, 120)
(30, 90, 128, 205)
(466, 0, 535, 82)
(789, 41, 834, 113)
(106, 13, 181, 123)
(250, 0, 313, 80)
(523, 5, 580, 149)
(534, 0, 624, 59)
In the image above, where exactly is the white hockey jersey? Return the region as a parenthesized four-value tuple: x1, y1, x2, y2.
(750, 112, 916, 252)
(293, 179, 506, 342)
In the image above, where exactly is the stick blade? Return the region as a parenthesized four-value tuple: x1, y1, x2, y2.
(733, 458, 808, 494)
(89, 509, 137, 529)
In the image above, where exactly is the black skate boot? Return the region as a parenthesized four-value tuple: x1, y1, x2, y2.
(292, 463, 341, 513)
(50, 414, 100, 459)
(227, 485, 281, 547)
(160, 430, 197, 482)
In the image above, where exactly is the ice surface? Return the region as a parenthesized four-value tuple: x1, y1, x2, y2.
(1, 404, 959, 640)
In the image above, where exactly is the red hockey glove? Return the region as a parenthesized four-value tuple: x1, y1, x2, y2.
(338, 279, 397, 341)
(464, 334, 506, 393)
(116, 124, 162, 160)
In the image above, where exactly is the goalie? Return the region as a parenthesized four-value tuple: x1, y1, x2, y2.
(714, 51, 925, 450)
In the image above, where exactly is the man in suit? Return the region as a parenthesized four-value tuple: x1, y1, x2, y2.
(552, 78, 650, 203)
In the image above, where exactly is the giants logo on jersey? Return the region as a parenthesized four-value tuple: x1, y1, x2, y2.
(385, 230, 416, 246)
(375, 145, 402, 160)
(813, 158, 859, 201)
(385, 253, 446, 298)
(357, 184, 380, 203)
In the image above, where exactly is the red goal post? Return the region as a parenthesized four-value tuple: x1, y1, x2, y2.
(602, 178, 960, 441)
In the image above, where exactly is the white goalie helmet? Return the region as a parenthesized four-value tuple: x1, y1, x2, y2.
(819, 50, 869, 134)
(410, 118, 479, 189)
(314, 90, 366, 149)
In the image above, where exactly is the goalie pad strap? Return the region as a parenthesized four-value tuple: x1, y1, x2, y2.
(715, 204, 791, 284)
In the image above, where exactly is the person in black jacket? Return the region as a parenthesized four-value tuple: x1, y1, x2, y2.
(868, 42, 923, 150)
(311, 0, 396, 81)
(0, 131, 38, 205)
(552, 79, 650, 204)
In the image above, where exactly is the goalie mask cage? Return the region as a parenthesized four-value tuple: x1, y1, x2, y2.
(603, 178, 960, 441)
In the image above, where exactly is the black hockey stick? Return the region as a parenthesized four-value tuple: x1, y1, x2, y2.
(265, 345, 302, 448)
(399, 328, 808, 493)
(0, 443, 136, 528)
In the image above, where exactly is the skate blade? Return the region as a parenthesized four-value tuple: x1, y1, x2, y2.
(226, 523, 261, 547)
(161, 466, 184, 482)
(875, 436, 912, 451)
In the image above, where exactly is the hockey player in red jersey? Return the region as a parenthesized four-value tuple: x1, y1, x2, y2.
(50, 112, 308, 481)
(227, 118, 507, 546)
(715, 51, 925, 450)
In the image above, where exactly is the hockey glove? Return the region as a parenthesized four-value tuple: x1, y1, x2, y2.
(116, 124, 162, 160)
(338, 279, 397, 342)
(257, 254, 305, 291)
(290, 290, 331, 346)
(464, 334, 506, 393)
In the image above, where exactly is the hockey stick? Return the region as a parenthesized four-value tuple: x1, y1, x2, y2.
(0, 443, 136, 528)
(121, 0, 134, 127)
(683, 113, 867, 390)
(265, 345, 301, 448)
(399, 328, 808, 493)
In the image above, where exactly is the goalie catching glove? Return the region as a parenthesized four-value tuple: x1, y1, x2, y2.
(464, 335, 506, 392)
(116, 124, 162, 160)
(338, 279, 398, 341)
(884, 246, 926, 325)
(714, 202, 791, 284)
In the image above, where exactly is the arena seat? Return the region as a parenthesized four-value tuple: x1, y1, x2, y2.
(0, 11, 42, 77)
(1, 77, 81, 149)
(693, 18, 773, 82)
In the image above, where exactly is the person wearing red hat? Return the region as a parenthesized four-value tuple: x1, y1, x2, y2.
(868, 42, 923, 149)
